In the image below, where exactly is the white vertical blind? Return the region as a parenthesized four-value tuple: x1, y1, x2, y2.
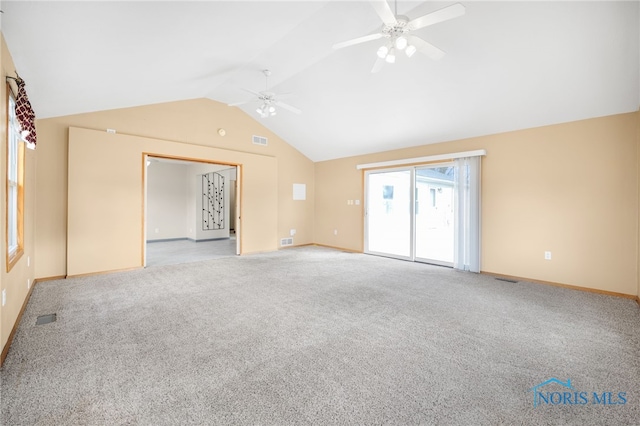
(453, 156, 481, 272)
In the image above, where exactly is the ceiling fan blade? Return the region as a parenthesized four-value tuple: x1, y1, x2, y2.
(227, 100, 253, 107)
(274, 101, 302, 115)
(333, 33, 383, 50)
(241, 88, 262, 97)
(371, 57, 385, 73)
(228, 87, 263, 106)
(408, 3, 465, 31)
(408, 36, 445, 61)
(370, 0, 397, 26)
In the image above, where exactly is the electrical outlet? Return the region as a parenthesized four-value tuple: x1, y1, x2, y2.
(544, 251, 552, 260)
(334, 229, 338, 235)
(155, 228, 160, 233)
(355, 200, 360, 205)
(290, 229, 296, 236)
(2, 289, 6, 307)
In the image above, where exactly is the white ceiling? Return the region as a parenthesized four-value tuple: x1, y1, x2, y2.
(2, 1, 638, 162)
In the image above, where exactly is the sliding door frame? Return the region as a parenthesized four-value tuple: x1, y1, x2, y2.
(364, 166, 415, 261)
(364, 162, 455, 267)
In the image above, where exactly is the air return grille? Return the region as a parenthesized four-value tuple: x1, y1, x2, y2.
(280, 238, 293, 247)
(252, 135, 268, 146)
(495, 278, 518, 283)
(36, 313, 57, 325)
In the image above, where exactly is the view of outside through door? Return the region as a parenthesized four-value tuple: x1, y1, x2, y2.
(415, 166, 454, 265)
(366, 165, 455, 266)
(366, 170, 411, 258)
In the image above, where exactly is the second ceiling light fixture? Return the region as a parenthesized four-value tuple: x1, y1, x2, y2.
(227, 69, 302, 119)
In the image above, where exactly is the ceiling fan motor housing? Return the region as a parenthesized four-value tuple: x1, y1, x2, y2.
(382, 16, 409, 40)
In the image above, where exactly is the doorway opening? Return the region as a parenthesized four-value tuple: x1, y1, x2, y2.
(143, 154, 241, 267)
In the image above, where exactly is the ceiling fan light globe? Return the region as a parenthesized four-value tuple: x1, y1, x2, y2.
(405, 44, 417, 57)
(395, 36, 408, 50)
(385, 47, 396, 63)
(377, 45, 389, 59)
(269, 106, 276, 113)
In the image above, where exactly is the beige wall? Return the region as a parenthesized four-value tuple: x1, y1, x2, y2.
(67, 127, 278, 276)
(36, 98, 315, 278)
(316, 113, 639, 296)
(1, 35, 37, 351)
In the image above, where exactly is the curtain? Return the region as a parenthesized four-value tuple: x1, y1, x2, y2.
(15, 78, 37, 148)
(453, 156, 481, 272)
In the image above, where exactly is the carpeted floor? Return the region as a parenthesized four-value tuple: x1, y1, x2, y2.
(2, 246, 639, 425)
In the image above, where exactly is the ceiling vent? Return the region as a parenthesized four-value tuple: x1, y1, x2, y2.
(252, 135, 268, 146)
(280, 237, 293, 247)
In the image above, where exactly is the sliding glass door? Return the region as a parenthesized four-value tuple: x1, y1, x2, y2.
(365, 164, 456, 266)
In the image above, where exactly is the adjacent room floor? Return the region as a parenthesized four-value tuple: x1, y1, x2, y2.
(145, 237, 237, 267)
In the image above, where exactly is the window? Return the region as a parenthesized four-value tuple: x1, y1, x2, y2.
(6, 86, 25, 271)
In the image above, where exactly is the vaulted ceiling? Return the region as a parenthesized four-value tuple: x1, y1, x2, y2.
(2, 1, 638, 162)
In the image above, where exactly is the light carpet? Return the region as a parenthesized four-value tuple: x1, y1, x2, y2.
(2, 246, 639, 425)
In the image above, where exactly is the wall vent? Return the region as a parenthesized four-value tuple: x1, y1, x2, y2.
(252, 135, 268, 146)
(280, 238, 293, 247)
(495, 278, 518, 283)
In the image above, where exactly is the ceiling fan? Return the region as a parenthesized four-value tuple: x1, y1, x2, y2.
(333, 0, 465, 73)
(227, 69, 301, 118)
